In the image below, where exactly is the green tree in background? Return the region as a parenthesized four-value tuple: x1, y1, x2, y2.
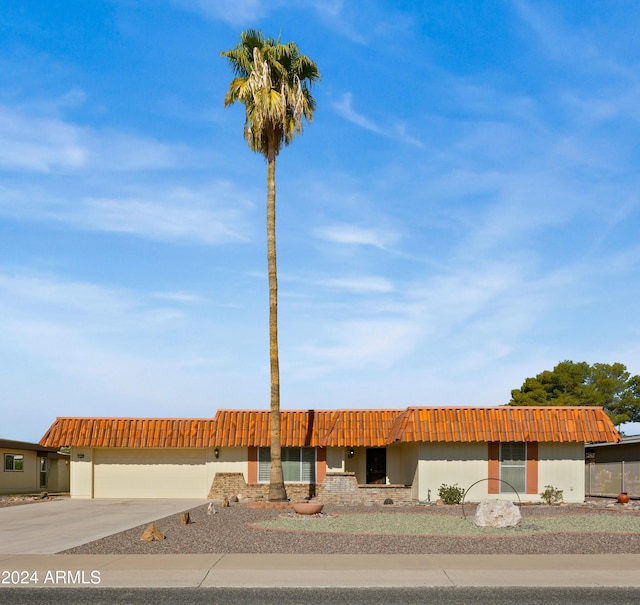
(509, 360, 640, 426)
(221, 30, 320, 501)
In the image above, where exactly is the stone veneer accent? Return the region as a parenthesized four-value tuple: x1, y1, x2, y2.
(316, 472, 413, 505)
(207, 472, 316, 501)
(208, 471, 413, 505)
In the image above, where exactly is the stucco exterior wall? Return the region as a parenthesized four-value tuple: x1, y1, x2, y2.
(92, 448, 207, 498)
(326, 447, 345, 473)
(414, 441, 586, 503)
(416, 442, 488, 502)
(387, 444, 419, 485)
(70, 447, 93, 498)
(1, 448, 38, 494)
(65, 441, 587, 502)
(344, 448, 365, 482)
(47, 457, 70, 492)
(538, 442, 585, 502)
(206, 447, 248, 489)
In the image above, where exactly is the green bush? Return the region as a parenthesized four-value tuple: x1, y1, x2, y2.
(438, 483, 465, 505)
(540, 485, 563, 505)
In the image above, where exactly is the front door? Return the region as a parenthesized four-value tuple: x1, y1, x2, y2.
(39, 457, 48, 489)
(366, 448, 386, 484)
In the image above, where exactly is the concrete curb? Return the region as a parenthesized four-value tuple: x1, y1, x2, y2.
(1, 554, 639, 588)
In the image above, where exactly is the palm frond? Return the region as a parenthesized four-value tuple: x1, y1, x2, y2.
(221, 29, 320, 156)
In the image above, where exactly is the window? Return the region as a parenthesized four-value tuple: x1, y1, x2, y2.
(500, 442, 526, 493)
(4, 454, 24, 472)
(258, 447, 316, 483)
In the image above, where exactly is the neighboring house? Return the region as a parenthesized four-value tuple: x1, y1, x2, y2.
(39, 406, 620, 503)
(585, 435, 640, 499)
(0, 438, 70, 495)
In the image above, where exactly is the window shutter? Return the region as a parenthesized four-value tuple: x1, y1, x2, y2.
(488, 442, 500, 494)
(526, 442, 538, 494)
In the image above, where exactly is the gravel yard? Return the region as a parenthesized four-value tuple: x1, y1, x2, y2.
(60, 501, 640, 556)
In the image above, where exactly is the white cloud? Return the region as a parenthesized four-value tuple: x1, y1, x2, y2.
(0, 271, 136, 320)
(332, 93, 424, 147)
(332, 93, 383, 134)
(315, 276, 394, 294)
(0, 105, 86, 172)
(315, 223, 400, 249)
(299, 318, 417, 370)
(69, 194, 247, 244)
(514, 0, 636, 80)
(153, 291, 206, 304)
(174, 0, 272, 26)
(0, 104, 181, 173)
(0, 180, 256, 245)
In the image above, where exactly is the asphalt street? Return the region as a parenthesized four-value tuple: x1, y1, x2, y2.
(2, 587, 640, 605)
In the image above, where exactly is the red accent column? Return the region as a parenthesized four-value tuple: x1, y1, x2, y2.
(248, 446, 257, 484)
(316, 447, 327, 484)
(488, 442, 500, 494)
(526, 442, 538, 494)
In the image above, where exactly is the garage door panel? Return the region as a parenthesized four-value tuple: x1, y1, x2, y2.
(94, 448, 207, 498)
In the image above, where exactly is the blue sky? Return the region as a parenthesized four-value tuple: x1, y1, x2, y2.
(2, 0, 640, 442)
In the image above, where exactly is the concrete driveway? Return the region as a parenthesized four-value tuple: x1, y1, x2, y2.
(0, 497, 208, 554)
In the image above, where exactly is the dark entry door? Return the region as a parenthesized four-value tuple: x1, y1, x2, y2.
(366, 448, 386, 484)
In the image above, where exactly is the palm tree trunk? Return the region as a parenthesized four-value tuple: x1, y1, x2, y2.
(267, 149, 287, 501)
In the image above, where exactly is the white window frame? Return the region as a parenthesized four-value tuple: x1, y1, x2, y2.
(499, 442, 526, 494)
(258, 447, 316, 483)
(4, 453, 24, 472)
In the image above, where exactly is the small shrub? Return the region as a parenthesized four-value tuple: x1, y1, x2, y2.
(540, 485, 563, 505)
(438, 483, 465, 505)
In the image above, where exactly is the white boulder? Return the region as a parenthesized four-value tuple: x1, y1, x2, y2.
(474, 499, 521, 528)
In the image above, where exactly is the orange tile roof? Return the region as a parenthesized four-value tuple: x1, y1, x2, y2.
(387, 406, 620, 444)
(322, 409, 402, 446)
(213, 410, 336, 447)
(39, 418, 217, 448)
(39, 406, 620, 449)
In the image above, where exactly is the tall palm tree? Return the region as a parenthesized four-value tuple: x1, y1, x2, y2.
(221, 30, 320, 501)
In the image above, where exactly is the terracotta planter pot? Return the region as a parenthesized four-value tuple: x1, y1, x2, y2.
(291, 501, 324, 515)
(618, 492, 630, 504)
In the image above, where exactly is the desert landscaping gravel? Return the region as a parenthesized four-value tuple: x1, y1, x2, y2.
(60, 501, 640, 556)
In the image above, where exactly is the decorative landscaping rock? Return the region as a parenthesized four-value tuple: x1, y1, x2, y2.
(140, 523, 165, 541)
(474, 499, 521, 528)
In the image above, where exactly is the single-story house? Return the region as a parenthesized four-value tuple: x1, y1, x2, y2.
(585, 434, 640, 499)
(586, 434, 640, 464)
(39, 406, 620, 503)
(1, 438, 70, 495)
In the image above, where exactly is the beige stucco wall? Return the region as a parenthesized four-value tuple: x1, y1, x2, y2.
(46, 457, 70, 492)
(344, 448, 365, 483)
(387, 444, 418, 485)
(538, 442, 585, 503)
(92, 448, 207, 498)
(70, 447, 94, 498)
(326, 447, 345, 472)
(416, 442, 488, 502)
(1, 448, 38, 494)
(414, 441, 586, 503)
(206, 447, 248, 488)
(72, 446, 250, 498)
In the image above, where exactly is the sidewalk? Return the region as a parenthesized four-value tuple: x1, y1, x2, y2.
(1, 553, 639, 588)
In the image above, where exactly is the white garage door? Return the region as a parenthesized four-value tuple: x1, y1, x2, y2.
(93, 448, 207, 498)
